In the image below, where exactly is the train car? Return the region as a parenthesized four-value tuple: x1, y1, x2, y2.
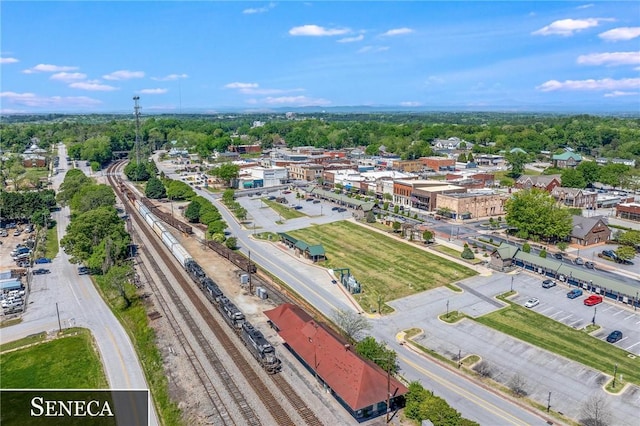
(161, 229, 179, 250)
(204, 278, 224, 302)
(240, 322, 282, 374)
(152, 219, 167, 240)
(171, 244, 191, 269)
(185, 260, 206, 283)
(219, 297, 245, 329)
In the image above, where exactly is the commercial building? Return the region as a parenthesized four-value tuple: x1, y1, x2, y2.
(393, 180, 466, 211)
(435, 191, 507, 220)
(264, 304, 408, 421)
(616, 202, 640, 222)
(551, 187, 597, 209)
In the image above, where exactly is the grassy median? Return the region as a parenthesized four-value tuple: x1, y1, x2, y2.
(261, 198, 306, 220)
(288, 221, 476, 311)
(476, 298, 640, 386)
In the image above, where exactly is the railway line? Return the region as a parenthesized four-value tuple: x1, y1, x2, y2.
(106, 161, 323, 426)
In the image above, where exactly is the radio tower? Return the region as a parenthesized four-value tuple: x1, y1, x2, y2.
(133, 96, 141, 173)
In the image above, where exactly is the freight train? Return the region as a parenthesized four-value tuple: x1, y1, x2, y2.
(131, 196, 282, 374)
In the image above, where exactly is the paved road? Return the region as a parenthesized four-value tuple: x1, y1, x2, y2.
(1, 145, 158, 426)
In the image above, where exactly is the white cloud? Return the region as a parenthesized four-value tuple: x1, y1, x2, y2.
(22, 63, 79, 74)
(102, 70, 145, 81)
(0, 57, 19, 64)
(400, 101, 421, 107)
(146, 104, 177, 110)
(357, 46, 389, 54)
(576, 4, 594, 9)
(536, 77, 640, 92)
(243, 2, 276, 14)
(577, 51, 640, 66)
(289, 25, 350, 37)
(69, 81, 118, 91)
(0, 91, 101, 108)
(337, 34, 364, 43)
(532, 18, 612, 36)
(262, 95, 331, 106)
(380, 27, 414, 37)
(224, 82, 259, 90)
(138, 88, 168, 94)
(604, 90, 639, 97)
(425, 76, 445, 85)
(50, 72, 87, 82)
(599, 27, 640, 41)
(151, 73, 188, 81)
(224, 82, 302, 95)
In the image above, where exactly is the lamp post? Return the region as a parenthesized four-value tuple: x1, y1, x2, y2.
(510, 275, 514, 292)
(592, 306, 597, 325)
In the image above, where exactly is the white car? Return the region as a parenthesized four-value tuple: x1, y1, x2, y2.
(524, 298, 540, 308)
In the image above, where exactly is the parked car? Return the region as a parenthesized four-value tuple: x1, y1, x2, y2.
(574, 257, 584, 266)
(305, 198, 314, 202)
(542, 279, 556, 289)
(267, 196, 276, 200)
(283, 190, 292, 194)
(33, 268, 50, 275)
(293, 205, 303, 210)
(313, 200, 321, 204)
(553, 253, 563, 260)
(606, 330, 623, 343)
(584, 295, 603, 306)
(601, 250, 618, 261)
(78, 266, 89, 275)
(567, 288, 583, 299)
(34, 257, 52, 264)
(524, 298, 540, 308)
(13, 230, 22, 237)
(585, 261, 595, 269)
(331, 207, 339, 211)
(338, 208, 347, 212)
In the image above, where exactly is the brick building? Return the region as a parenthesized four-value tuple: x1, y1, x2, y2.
(570, 216, 611, 246)
(514, 175, 561, 192)
(435, 192, 507, 220)
(616, 202, 640, 222)
(551, 187, 597, 209)
(420, 156, 455, 172)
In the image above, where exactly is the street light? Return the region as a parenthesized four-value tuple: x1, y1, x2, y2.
(510, 275, 514, 292)
(592, 306, 597, 325)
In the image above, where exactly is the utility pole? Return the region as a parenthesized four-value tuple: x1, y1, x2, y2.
(248, 250, 253, 295)
(510, 275, 514, 292)
(613, 364, 618, 388)
(457, 349, 462, 369)
(592, 306, 597, 325)
(56, 302, 62, 333)
(547, 392, 551, 413)
(133, 96, 141, 179)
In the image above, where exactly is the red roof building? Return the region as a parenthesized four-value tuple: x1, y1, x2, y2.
(264, 304, 408, 420)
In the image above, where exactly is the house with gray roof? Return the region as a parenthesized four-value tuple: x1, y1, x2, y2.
(514, 175, 561, 192)
(551, 187, 597, 209)
(570, 215, 611, 246)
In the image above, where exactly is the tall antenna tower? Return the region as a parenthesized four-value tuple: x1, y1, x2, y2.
(133, 96, 141, 169)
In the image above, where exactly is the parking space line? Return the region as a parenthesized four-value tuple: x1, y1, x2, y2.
(612, 310, 625, 317)
(569, 319, 582, 327)
(617, 337, 629, 344)
(601, 306, 615, 312)
(549, 310, 563, 319)
(625, 341, 640, 351)
(539, 307, 554, 314)
(636, 319, 640, 324)
(623, 313, 636, 320)
(559, 314, 573, 322)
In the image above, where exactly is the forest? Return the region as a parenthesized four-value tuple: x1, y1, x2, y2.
(1, 113, 638, 168)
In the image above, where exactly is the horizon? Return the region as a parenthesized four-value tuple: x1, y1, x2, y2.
(1, 1, 639, 114)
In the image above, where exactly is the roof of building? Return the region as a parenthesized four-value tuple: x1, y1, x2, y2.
(278, 232, 298, 244)
(264, 304, 409, 411)
(552, 152, 582, 161)
(493, 243, 637, 297)
(309, 188, 375, 211)
(0, 280, 23, 291)
(307, 245, 326, 257)
(515, 174, 561, 186)
(570, 215, 608, 239)
(510, 147, 527, 154)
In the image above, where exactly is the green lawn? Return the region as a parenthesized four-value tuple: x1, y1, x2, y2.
(0, 328, 107, 389)
(262, 198, 306, 220)
(476, 300, 640, 386)
(288, 221, 476, 312)
(45, 224, 59, 259)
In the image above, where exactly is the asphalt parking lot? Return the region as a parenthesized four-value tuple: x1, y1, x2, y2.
(512, 273, 640, 355)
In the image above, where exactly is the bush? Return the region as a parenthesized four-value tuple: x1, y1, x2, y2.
(522, 242, 531, 253)
(473, 360, 493, 378)
(539, 248, 547, 258)
(461, 246, 475, 260)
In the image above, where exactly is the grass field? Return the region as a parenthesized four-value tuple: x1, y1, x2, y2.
(476, 299, 640, 386)
(45, 224, 59, 259)
(288, 221, 476, 312)
(0, 328, 107, 389)
(262, 199, 306, 220)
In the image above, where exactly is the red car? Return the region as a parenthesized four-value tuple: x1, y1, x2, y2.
(584, 295, 603, 306)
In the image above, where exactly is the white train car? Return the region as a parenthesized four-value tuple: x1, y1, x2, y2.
(171, 244, 191, 268)
(161, 230, 179, 251)
(152, 220, 167, 240)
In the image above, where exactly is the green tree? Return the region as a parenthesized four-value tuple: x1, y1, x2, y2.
(522, 242, 531, 253)
(145, 176, 166, 199)
(457, 153, 467, 163)
(618, 230, 640, 248)
(576, 161, 600, 187)
(210, 163, 240, 187)
(557, 241, 568, 252)
(422, 230, 434, 243)
(56, 169, 92, 206)
(355, 336, 398, 374)
(615, 245, 637, 262)
(124, 160, 151, 181)
(505, 151, 528, 177)
(392, 221, 401, 232)
(504, 189, 572, 241)
(225, 237, 238, 249)
(394, 205, 400, 214)
(599, 163, 630, 188)
(461, 244, 475, 260)
(539, 248, 547, 258)
(561, 168, 586, 188)
(184, 200, 201, 223)
(70, 184, 116, 214)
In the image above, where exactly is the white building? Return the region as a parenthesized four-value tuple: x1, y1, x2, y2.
(239, 166, 288, 188)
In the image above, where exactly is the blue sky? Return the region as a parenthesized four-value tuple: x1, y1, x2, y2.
(1, 1, 639, 113)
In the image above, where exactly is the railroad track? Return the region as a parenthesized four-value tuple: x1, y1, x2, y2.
(107, 162, 317, 426)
